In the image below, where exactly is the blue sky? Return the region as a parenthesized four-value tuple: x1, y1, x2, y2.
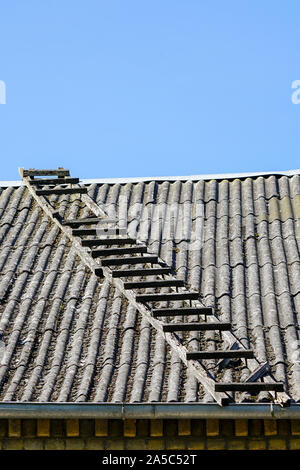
(0, 1, 300, 180)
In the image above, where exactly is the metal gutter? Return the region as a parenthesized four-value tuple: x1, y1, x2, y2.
(0, 403, 299, 419)
(0, 169, 299, 187)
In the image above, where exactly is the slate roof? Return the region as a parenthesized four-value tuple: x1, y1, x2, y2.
(0, 172, 299, 404)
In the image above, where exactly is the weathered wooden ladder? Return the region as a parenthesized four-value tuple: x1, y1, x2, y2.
(19, 167, 289, 406)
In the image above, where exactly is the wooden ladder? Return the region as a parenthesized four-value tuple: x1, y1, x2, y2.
(19, 167, 290, 406)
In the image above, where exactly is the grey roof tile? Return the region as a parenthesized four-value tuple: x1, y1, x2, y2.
(0, 172, 299, 403)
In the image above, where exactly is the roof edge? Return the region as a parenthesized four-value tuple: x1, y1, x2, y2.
(81, 169, 300, 184)
(0, 402, 298, 419)
(0, 169, 299, 187)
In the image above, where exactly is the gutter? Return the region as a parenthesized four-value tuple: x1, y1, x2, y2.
(0, 403, 299, 419)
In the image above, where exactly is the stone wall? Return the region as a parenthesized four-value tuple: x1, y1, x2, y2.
(0, 419, 299, 450)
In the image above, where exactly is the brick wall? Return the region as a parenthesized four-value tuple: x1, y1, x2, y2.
(0, 419, 300, 450)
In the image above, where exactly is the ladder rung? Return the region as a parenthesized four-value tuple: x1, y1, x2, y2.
(163, 322, 231, 332)
(73, 228, 127, 236)
(136, 292, 199, 302)
(112, 268, 172, 277)
(94, 267, 104, 277)
(102, 256, 159, 266)
(36, 187, 87, 195)
(152, 307, 213, 317)
(62, 217, 117, 226)
(186, 350, 254, 360)
(124, 279, 184, 289)
(215, 382, 284, 393)
(82, 237, 137, 247)
(91, 246, 148, 258)
(23, 168, 70, 177)
(29, 177, 79, 185)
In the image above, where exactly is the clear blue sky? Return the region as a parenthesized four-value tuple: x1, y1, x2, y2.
(0, 1, 299, 180)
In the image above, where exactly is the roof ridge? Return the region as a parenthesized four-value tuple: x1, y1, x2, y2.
(78, 168, 300, 184)
(1, 168, 300, 187)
